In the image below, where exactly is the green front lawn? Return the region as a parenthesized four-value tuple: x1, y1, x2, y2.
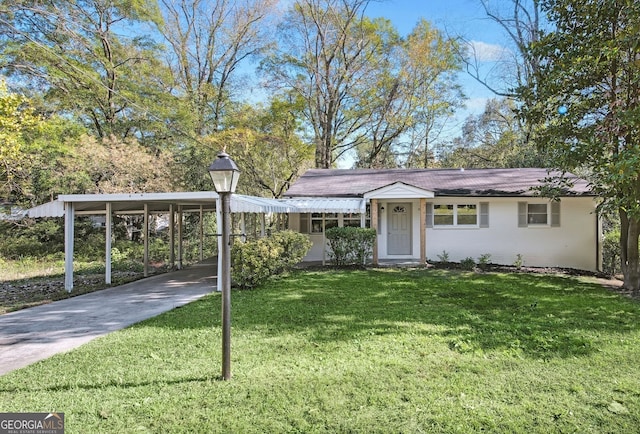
(1, 269, 639, 432)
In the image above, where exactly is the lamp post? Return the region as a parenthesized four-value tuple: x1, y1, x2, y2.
(208, 151, 240, 381)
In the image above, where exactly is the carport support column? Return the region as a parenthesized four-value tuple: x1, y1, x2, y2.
(420, 198, 426, 266)
(177, 205, 183, 270)
(199, 205, 204, 262)
(105, 202, 112, 285)
(169, 204, 175, 268)
(371, 199, 379, 266)
(144, 203, 149, 277)
(64, 202, 75, 292)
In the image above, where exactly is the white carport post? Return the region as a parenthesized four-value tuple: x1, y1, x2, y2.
(177, 205, 183, 270)
(143, 203, 150, 277)
(64, 202, 75, 292)
(199, 205, 204, 262)
(169, 204, 175, 268)
(105, 202, 112, 285)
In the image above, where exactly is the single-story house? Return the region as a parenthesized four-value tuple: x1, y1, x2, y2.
(283, 168, 601, 271)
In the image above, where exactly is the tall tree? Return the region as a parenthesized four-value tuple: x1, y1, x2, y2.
(157, 0, 278, 135)
(441, 98, 545, 168)
(520, 0, 640, 292)
(264, 0, 376, 168)
(464, 0, 544, 97)
(353, 18, 463, 169)
(400, 19, 463, 169)
(1, 0, 171, 142)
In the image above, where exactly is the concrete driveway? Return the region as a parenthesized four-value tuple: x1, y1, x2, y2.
(0, 260, 217, 376)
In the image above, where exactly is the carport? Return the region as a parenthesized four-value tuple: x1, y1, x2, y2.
(27, 192, 296, 292)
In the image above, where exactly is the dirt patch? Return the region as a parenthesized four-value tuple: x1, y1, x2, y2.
(0, 269, 165, 315)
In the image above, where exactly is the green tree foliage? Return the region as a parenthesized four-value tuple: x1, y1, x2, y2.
(265, 2, 462, 169)
(1, 0, 176, 143)
(0, 81, 86, 205)
(157, 0, 278, 136)
(441, 98, 545, 168)
(0, 80, 38, 202)
(60, 135, 176, 194)
(520, 0, 640, 291)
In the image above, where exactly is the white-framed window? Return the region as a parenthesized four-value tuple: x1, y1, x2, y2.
(342, 212, 363, 228)
(311, 213, 338, 233)
(427, 202, 489, 228)
(518, 201, 560, 227)
(301, 211, 369, 234)
(433, 204, 477, 226)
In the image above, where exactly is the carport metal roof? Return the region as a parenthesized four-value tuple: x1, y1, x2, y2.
(27, 192, 366, 218)
(27, 191, 297, 218)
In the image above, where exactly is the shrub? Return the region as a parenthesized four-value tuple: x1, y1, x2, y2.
(269, 231, 313, 273)
(477, 253, 492, 271)
(460, 257, 476, 271)
(514, 254, 524, 269)
(602, 229, 621, 277)
(231, 231, 311, 289)
(325, 227, 376, 266)
(436, 250, 450, 263)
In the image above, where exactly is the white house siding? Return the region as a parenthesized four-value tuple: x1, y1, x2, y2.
(290, 196, 599, 271)
(425, 197, 599, 271)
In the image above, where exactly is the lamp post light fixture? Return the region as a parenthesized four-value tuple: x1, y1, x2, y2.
(208, 151, 240, 381)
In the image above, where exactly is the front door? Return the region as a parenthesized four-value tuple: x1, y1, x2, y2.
(387, 203, 412, 255)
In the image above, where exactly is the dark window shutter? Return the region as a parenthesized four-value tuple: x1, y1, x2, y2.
(518, 202, 527, 227)
(479, 202, 489, 228)
(551, 201, 561, 227)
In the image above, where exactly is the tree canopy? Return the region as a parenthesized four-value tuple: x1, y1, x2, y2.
(520, 0, 640, 291)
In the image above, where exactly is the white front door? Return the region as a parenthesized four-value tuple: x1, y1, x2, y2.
(387, 203, 412, 255)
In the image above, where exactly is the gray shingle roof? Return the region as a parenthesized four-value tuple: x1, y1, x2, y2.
(284, 168, 592, 198)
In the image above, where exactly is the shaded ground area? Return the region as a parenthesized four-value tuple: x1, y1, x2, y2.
(0, 260, 216, 375)
(0, 268, 167, 314)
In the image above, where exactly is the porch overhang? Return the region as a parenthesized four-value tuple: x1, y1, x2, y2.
(280, 197, 366, 213)
(364, 182, 435, 199)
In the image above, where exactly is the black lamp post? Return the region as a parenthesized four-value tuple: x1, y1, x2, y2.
(208, 151, 240, 380)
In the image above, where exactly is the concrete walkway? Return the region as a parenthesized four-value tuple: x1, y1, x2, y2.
(0, 260, 217, 376)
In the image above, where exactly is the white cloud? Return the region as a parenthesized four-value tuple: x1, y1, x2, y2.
(466, 40, 511, 62)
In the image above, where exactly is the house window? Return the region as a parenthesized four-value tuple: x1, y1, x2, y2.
(527, 204, 548, 224)
(518, 201, 561, 227)
(311, 213, 338, 233)
(302, 210, 369, 233)
(433, 204, 477, 226)
(343, 212, 363, 228)
(433, 205, 454, 225)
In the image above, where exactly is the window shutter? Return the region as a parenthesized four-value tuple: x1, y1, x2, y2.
(426, 203, 433, 228)
(551, 201, 561, 227)
(479, 202, 489, 228)
(518, 202, 527, 227)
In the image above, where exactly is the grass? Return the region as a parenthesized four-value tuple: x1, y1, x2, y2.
(1, 268, 639, 432)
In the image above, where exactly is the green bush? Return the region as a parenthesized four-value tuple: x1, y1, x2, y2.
(231, 231, 311, 289)
(460, 257, 476, 271)
(603, 229, 621, 277)
(477, 253, 492, 271)
(325, 227, 376, 266)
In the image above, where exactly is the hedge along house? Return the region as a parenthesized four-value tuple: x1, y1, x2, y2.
(283, 168, 602, 271)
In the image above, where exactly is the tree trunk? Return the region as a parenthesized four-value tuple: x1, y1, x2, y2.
(620, 208, 640, 293)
